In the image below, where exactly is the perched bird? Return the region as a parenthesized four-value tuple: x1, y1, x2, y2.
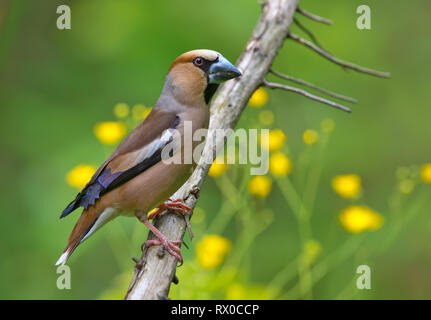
(56, 50, 241, 266)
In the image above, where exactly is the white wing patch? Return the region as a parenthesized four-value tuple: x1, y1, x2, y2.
(128, 128, 177, 168)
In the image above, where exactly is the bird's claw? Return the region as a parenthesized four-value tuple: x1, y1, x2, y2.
(140, 199, 190, 265)
(148, 199, 192, 220)
(168, 199, 192, 214)
(141, 238, 184, 265)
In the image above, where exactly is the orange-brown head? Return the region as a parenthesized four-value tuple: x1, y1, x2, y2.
(166, 49, 241, 105)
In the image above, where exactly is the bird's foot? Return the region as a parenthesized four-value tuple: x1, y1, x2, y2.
(140, 218, 184, 265)
(141, 238, 183, 264)
(148, 199, 192, 220)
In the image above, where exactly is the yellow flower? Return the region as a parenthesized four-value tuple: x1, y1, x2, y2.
(399, 179, 414, 194)
(321, 118, 335, 133)
(269, 152, 292, 177)
(143, 107, 152, 118)
(332, 174, 361, 198)
(303, 129, 319, 145)
(66, 164, 96, 189)
(420, 163, 431, 183)
(208, 156, 228, 177)
(301, 240, 322, 265)
(248, 87, 268, 108)
(113, 103, 129, 118)
(259, 110, 274, 126)
(196, 235, 232, 269)
(339, 205, 384, 233)
(226, 283, 246, 300)
(248, 175, 272, 198)
(132, 104, 151, 121)
(305, 240, 321, 258)
(225, 283, 274, 300)
(94, 121, 126, 145)
(260, 129, 286, 152)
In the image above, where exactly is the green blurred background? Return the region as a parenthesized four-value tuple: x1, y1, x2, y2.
(0, 0, 430, 299)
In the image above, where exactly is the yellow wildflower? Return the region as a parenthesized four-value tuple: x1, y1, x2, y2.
(260, 129, 286, 152)
(248, 175, 272, 198)
(208, 156, 228, 177)
(399, 179, 414, 194)
(196, 235, 232, 269)
(94, 121, 126, 145)
(143, 107, 152, 118)
(226, 283, 246, 300)
(339, 205, 384, 233)
(332, 174, 361, 198)
(269, 152, 292, 177)
(132, 104, 151, 121)
(259, 110, 274, 126)
(303, 129, 319, 145)
(420, 163, 431, 183)
(226, 283, 274, 300)
(248, 87, 268, 108)
(66, 164, 96, 189)
(301, 240, 322, 265)
(113, 103, 129, 118)
(321, 118, 335, 133)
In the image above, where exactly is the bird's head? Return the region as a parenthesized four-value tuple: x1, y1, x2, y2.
(167, 49, 241, 105)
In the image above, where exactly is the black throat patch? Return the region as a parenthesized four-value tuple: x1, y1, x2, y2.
(204, 83, 219, 104)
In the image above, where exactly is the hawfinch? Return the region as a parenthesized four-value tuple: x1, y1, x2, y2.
(56, 50, 241, 266)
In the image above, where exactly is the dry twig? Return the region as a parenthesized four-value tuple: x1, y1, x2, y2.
(263, 79, 352, 113)
(270, 69, 358, 103)
(288, 33, 391, 78)
(293, 18, 325, 49)
(296, 7, 333, 25)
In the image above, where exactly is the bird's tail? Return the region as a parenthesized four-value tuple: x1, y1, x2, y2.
(55, 236, 82, 266)
(56, 206, 116, 266)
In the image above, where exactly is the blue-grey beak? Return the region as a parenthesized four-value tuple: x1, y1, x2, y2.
(208, 55, 241, 84)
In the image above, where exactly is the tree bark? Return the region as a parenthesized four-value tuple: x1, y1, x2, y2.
(125, 0, 299, 300)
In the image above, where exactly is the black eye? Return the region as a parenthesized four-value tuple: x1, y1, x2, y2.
(194, 57, 203, 66)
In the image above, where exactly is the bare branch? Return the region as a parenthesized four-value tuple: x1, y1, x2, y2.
(288, 33, 391, 78)
(296, 7, 333, 25)
(293, 18, 325, 49)
(270, 69, 358, 103)
(263, 79, 352, 113)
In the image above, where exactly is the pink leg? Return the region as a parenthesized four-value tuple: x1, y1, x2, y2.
(140, 218, 184, 264)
